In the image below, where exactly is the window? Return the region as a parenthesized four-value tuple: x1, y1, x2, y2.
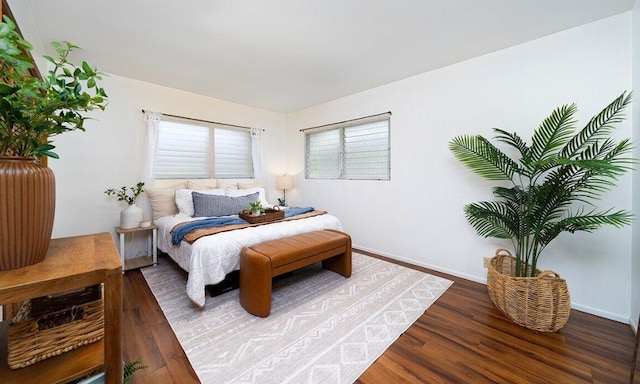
(155, 116, 254, 179)
(305, 113, 390, 180)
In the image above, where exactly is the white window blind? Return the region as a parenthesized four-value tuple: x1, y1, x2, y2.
(305, 113, 390, 180)
(213, 126, 254, 178)
(155, 117, 254, 179)
(306, 129, 341, 179)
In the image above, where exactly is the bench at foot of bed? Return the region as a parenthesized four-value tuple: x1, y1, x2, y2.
(239, 229, 352, 317)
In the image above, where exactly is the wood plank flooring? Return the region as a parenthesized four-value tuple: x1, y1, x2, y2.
(123, 251, 639, 383)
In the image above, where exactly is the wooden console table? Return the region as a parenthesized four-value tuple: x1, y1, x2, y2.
(0, 232, 122, 384)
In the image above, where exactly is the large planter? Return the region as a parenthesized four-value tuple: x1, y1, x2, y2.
(487, 249, 570, 332)
(0, 156, 55, 270)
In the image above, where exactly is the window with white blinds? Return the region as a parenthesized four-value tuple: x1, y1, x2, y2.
(305, 113, 390, 180)
(155, 117, 254, 179)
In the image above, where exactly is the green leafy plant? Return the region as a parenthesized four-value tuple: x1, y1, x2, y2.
(124, 357, 147, 383)
(247, 200, 264, 215)
(448, 92, 634, 277)
(104, 182, 145, 205)
(0, 16, 108, 159)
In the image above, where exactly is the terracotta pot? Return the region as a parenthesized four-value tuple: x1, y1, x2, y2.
(0, 156, 56, 270)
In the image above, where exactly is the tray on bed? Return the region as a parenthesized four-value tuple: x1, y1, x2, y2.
(239, 208, 284, 224)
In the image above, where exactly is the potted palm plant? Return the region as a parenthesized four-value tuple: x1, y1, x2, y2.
(0, 16, 107, 270)
(448, 92, 633, 332)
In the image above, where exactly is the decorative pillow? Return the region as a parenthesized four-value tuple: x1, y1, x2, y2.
(151, 179, 188, 189)
(238, 182, 264, 189)
(187, 179, 217, 190)
(175, 188, 225, 217)
(225, 187, 269, 207)
(193, 192, 259, 217)
(216, 180, 238, 189)
(146, 182, 187, 220)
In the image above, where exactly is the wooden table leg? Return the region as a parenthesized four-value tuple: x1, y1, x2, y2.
(103, 267, 123, 384)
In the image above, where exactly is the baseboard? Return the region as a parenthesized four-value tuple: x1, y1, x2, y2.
(354, 245, 486, 284)
(353, 244, 631, 325)
(630, 314, 639, 334)
(570, 303, 629, 324)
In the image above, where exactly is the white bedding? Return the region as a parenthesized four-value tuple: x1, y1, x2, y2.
(156, 213, 343, 307)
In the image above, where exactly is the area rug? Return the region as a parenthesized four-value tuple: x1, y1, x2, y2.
(141, 252, 452, 383)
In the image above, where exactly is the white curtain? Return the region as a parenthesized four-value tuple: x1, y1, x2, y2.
(251, 128, 264, 180)
(142, 110, 162, 183)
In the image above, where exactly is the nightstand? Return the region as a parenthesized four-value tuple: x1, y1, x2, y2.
(0, 233, 122, 383)
(115, 224, 157, 272)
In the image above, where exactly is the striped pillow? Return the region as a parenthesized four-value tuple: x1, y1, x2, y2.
(192, 192, 259, 217)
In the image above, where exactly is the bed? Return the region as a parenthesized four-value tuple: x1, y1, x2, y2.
(147, 179, 343, 307)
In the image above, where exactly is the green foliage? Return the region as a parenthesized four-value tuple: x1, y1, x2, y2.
(123, 357, 147, 383)
(247, 200, 264, 214)
(104, 182, 145, 206)
(0, 16, 108, 159)
(448, 92, 634, 277)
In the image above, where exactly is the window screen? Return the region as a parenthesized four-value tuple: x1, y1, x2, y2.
(305, 113, 390, 180)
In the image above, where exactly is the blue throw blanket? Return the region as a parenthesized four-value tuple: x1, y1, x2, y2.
(171, 207, 316, 245)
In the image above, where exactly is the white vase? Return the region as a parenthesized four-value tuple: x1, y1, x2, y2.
(120, 204, 143, 229)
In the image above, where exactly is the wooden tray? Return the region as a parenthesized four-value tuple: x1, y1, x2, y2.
(240, 208, 284, 224)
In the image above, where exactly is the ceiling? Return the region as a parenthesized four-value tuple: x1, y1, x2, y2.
(15, 0, 636, 113)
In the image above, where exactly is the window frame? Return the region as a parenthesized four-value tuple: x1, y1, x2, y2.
(154, 115, 255, 180)
(304, 113, 391, 181)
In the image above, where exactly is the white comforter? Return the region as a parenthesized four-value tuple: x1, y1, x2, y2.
(156, 213, 343, 306)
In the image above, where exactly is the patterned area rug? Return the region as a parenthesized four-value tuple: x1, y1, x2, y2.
(142, 252, 452, 383)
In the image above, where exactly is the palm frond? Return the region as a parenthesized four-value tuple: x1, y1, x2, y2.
(464, 201, 518, 239)
(493, 128, 530, 160)
(561, 92, 632, 158)
(561, 138, 635, 200)
(539, 209, 633, 246)
(450, 92, 633, 270)
(527, 103, 577, 171)
(449, 135, 518, 181)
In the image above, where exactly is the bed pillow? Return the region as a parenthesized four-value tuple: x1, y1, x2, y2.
(193, 191, 259, 217)
(146, 182, 187, 220)
(217, 180, 238, 189)
(238, 182, 264, 189)
(187, 179, 217, 190)
(175, 188, 225, 217)
(225, 187, 269, 207)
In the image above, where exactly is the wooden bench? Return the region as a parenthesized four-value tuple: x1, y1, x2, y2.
(239, 229, 352, 317)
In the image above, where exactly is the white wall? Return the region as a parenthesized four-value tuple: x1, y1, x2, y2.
(286, 13, 633, 322)
(48, 74, 287, 248)
(5, 0, 281, 255)
(631, 0, 640, 331)
(5, 0, 48, 73)
(8, 1, 637, 322)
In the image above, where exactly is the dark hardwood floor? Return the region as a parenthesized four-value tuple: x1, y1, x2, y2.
(123, 252, 639, 384)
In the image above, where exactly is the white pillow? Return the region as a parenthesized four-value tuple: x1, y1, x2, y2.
(225, 187, 269, 207)
(175, 188, 225, 217)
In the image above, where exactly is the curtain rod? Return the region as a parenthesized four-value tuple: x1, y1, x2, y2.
(141, 109, 265, 131)
(299, 111, 392, 132)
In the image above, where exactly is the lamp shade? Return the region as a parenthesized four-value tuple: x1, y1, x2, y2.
(276, 175, 294, 190)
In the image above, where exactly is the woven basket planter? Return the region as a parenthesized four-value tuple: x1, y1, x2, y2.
(487, 249, 570, 332)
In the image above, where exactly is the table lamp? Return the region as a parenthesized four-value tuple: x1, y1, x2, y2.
(275, 175, 294, 207)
